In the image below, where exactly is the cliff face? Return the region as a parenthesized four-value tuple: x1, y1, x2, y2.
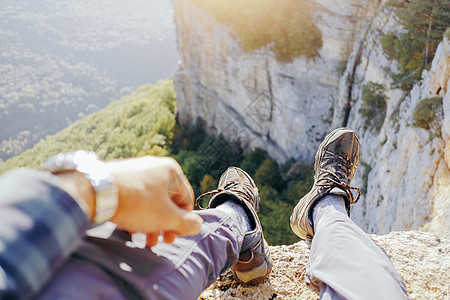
(349, 35, 450, 237)
(171, 0, 376, 162)
(171, 0, 450, 238)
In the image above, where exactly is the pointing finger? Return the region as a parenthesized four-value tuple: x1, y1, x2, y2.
(168, 172, 195, 210)
(172, 210, 203, 237)
(162, 231, 178, 244)
(146, 232, 159, 248)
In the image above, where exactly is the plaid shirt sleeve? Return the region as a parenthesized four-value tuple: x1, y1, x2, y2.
(0, 168, 90, 299)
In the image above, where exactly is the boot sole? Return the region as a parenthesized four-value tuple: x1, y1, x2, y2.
(231, 239, 273, 284)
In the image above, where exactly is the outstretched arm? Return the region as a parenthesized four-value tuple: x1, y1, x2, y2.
(0, 156, 202, 299)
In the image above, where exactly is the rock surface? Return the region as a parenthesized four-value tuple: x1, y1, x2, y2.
(171, 0, 450, 238)
(198, 231, 450, 299)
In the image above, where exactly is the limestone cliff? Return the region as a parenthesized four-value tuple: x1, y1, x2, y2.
(172, 0, 376, 162)
(171, 0, 450, 238)
(349, 32, 450, 238)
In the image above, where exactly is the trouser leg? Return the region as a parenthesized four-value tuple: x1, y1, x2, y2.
(306, 197, 409, 300)
(35, 208, 247, 300)
(148, 208, 247, 299)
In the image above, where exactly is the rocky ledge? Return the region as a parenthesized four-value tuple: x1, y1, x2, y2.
(199, 231, 450, 299)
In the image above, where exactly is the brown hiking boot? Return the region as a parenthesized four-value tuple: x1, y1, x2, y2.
(290, 128, 361, 241)
(196, 167, 273, 283)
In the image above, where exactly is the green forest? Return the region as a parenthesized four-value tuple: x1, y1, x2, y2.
(0, 80, 176, 171)
(0, 80, 312, 245)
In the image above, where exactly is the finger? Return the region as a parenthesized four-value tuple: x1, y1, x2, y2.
(162, 231, 178, 244)
(171, 210, 203, 237)
(146, 232, 159, 248)
(168, 172, 195, 210)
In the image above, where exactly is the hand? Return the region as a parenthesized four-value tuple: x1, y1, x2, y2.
(105, 156, 203, 248)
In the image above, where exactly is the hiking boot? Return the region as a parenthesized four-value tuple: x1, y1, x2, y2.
(290, 128, 361, 241)
(196, 167, 273, 283)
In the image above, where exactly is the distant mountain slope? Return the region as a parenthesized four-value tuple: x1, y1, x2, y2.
(0, 79, 176, 174)
(0, 0, 179, 160)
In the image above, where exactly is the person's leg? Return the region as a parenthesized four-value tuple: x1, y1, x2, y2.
(35, 204, 248, 300)
(36, 167, 272, 300)
(141, 167, 272, 298)
(306, 194, 408, 300)
(143, 205, 251, 300)
(290, 128, 409, 300)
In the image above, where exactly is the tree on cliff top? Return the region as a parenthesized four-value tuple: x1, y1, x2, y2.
(382, 0, 450, 90)
(191, 0, 322, 62)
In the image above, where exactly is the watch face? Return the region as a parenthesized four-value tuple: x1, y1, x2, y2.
(73, 151, 104, 177)
(42, 151, 118, 224)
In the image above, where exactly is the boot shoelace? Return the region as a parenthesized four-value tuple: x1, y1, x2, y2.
(195, 180, 256, 210)
(315, 152, 361, 215)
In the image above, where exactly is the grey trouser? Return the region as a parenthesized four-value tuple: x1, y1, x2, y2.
(35, 209, 247, 300)
(36, 209, 408, 300)
(307, 211, 409, 299)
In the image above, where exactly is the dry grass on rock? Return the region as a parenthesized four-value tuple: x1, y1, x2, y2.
(199, 231, 450, 299)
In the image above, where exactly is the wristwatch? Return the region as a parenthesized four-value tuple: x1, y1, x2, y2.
(41, 151, 118, 224)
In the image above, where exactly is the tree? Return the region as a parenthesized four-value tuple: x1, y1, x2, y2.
(285, 180, 313, 204)
(240, 148, 269, 176)
(359, 82, 387, 131)
(254, 158, 286, 192)
(200, 174, 217, 194)
(182, 154, 206, 191)
(412, 97, 443, 132)
(258, 185, 298, 245)
(383, 0, 450, 90)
